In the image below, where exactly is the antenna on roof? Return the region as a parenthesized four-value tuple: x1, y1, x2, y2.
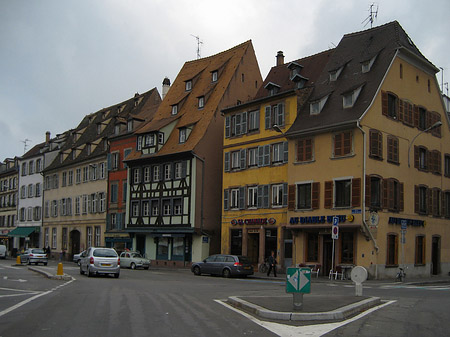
(362, 3, 378, 28)
(21, 139, 31, 154)
(191, 34, 203, 59)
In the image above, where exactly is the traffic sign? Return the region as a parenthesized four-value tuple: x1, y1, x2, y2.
(286, 267, 311, 293)
(332, 216, 339, 240)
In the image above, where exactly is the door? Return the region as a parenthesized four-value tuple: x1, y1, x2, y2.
(284, 240, 293, 268)
(136, 235, 146, 257)
(323, 236, 333, 275)
(247, 233, 259, 264)
(432, 236, 440, 275)
(70, 230, 81, 258)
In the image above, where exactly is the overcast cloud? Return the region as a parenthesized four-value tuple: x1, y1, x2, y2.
(1, 0, 449, 160)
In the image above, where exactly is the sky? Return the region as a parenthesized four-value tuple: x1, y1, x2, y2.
(1, 0, 449, 161)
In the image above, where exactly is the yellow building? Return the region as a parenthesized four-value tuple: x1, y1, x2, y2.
(221, 50, 332, 271)
(286, 22, 449, 279)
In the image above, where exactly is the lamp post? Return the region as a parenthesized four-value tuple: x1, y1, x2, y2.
(407, 121, 442, 167)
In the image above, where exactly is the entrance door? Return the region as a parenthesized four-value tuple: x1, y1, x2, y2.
(70, 230, 81, 257)
(432, 236, 440, 275)
(323, 236, 333, 276)
(136, 235, 146, 256)
(247, 233, 259, 264)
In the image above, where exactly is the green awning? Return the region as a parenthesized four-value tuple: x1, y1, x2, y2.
(7, 227, 38, 237)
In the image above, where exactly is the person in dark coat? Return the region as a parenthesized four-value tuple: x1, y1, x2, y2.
(47, 246, 51, 258)
(267, 251, 277, 277)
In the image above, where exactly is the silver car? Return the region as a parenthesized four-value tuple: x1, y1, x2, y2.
(21, 248, 48, 265)
(191, 254, 254, 278)
(79, 247, 120, 278)
(119, 251, 150, 270)
(72, 250, 85, 266)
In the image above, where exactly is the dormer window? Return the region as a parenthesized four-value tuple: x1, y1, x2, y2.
(97, 124, 102, 135)
(361, 55, 377, 73)
(310, 95, 329, 115)
(171, 104, 178, 115)
(342, 86, 363, 108)
(198, 96, 205, 109)
(287, 62, 303, 80)
(179, 128, 187, 143)
(114, 124, 120, 135)
(329, 67, 343, 81)
(264, 82, 281, 96)
(158, 132, 164, 145)
(127, 120, 133, 132)
(185, 80, 192, 91)
(145, 134, 154, 147)
(72, 150, 76, 160)
(212, 71, 218, 82)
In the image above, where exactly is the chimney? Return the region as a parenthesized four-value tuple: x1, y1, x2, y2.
(276, 51, 285, 66)
(46, 131, 51, 143)
(162, 77, 171, 100)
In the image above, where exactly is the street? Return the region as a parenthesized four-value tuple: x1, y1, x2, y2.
(1, 259, 450, 337)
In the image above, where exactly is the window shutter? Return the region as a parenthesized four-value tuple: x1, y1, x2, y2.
(387, 179, 394, 210)
(382, 179, 388, 209)
(224, 152, 230, 172)
(283, 141, 288, 163)
(181, 161, 187, 178)
(324, 181, 333, 208)
(278, 103, 285, 126)
(413, 105, 419, 127)
(223, 189, 229, 211)
(365, 175, 371, 206)
(225, 116, 231, 138)
(312, 182, 320, 209)
(282, 183, 288, 207)
(381, 91, 388, 116)
(414, 185, 419, 214)
(265, 106, 271, 129)
(288, 185, 295, 211)
(239, 187, 245, 210)
(235, 113, 241, 135)
(343, 131, 352, 155)
(264, 144, 270, 166)
(352, 178, 361, 207)
(334, 134, 342, 156)
(442, 191, 446, 217)
(107, 153, 112, 171)
(427, 188, 432, 215)
(398, 99, 404, 122)
(258, 146, 264, 167)
(257, 185, 263, 208)
(437, 151, 442, 174)
(414, 146, 419, 169)
(240, 149, 246, 170)
(399, 183, 404, 211)
(241, 111, 248, 134)
(427, 149, 432, 172)
(297, 139, 304, 161)
(263, 185, 270, 208)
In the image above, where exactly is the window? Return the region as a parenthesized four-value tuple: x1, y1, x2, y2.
(296, 138, 313, 162)
(174, 162, 185, 179)
(198, 96, 204, 109)
(416, 185, 428, 214)
(418, 107, 427, 130)
(111, 152, 119, 170)
(158, 132, 164, 144)
(415, 235, 425, 265)
(185, 80, 192, 91)
(151, 200, 159, 216)
(76, 168, 81, 184)
(143, 166, 151, 182)
(142, 201, 149, 217)
(171, 105, 178, 115)
(52, 228, 57, 249)
(231, 151, 240, 170)
(445, 155, 450, 177)
(247, 186, 258, 208)
(28, 184, 33, 198)
(212, 71, 218, 82)
(133, 168, 140, 184)
(369, 176, 382, 209)
(127, 120, 133, 132)
(179, 128, 187, 143)
(369, 130, 382, 159)
(164, 164, 172, 180)
(230, 188, 239, 209)
(310, 95, 329, 115)
(296, 183, 311, 210)
(333, 131, 352, 157)
(21, 162, 27, 176)
(131, 201, 140, 217)
(68, 171, 73, 185)
(386, 234, 398, 265)
(173, 198, 182, 215)
(416, 147, 428, 170)
(51, 200, 58, 217)
(248, 148, 258, 167)
(272, 143, 284, 164)
(162, 199, 171, 215)
(258, 145, 271, 167)
(36, 159, 42, 172)
(82, 195, 88, 214)
(387, 136, 399, 164)
(382, 92, 398, 119)
(145, 134, 154, 147)
(329, 67, 343, 81)
(62, 172, 67, 187)
(444, 192, 450, 218)
(271, 184, 284, 207)
(341, 232, 354, 263)
(83, 166, 88, 182)
(248, 110, 259, 131)
(27, 207, 32, 221)
(153, 165, 160, 181)
(264, 103, 285, 129)
(110, 183, 118, 203)
(87, 227, 92, 248)
(361, 55, 376, 73)
(342, 86, 362, 108)
(335, 179, 351, 208)
(432, 188, 442, 217)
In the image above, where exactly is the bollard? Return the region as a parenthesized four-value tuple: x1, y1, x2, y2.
(57, 263, 64, 276)
(16, 255, 21, 264)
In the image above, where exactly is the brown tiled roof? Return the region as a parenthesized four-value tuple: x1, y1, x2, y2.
(287, 21, 438, 137)
(131, 40, 255, 159)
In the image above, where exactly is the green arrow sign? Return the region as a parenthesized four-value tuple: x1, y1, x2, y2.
(286, 267, 311, 293)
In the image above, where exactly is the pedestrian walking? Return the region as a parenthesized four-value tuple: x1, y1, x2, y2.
(267, 251, 277, 277)
(47, 245, 51, 259)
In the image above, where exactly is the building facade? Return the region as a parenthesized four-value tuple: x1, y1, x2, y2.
(125, 41, 262, 266)
(0, 158, 18, 255)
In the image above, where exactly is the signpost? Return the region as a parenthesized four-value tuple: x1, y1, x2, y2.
(286, 267, 311, 310)
(331, 216, 339, 279)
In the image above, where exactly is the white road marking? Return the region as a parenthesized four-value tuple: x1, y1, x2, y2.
(215, 299, 396, 336)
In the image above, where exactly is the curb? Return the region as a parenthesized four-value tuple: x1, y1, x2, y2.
(227, 296, 381, 322)
(28, 266, 72, 281)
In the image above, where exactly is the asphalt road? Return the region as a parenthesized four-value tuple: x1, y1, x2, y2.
(1, 259, 450, 337)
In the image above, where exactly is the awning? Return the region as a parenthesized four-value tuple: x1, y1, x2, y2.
(7, 227, 38, 238)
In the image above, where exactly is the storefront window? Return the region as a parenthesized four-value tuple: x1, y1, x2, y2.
(172, 237, 184, 261)
(230, 230, 242, 255)
(340, 232, 354, 263)
(157, 237, 169, 260)
(307, 233, 318, 261)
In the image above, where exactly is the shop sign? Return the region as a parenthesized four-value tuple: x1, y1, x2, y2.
(248, 229, 259, 234)
(388, 217, 425, 227)
(289, 215, 354, 225)
(231, 218, 276, 226)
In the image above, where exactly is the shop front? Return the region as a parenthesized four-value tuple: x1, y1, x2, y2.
(7, 226, 41, 255)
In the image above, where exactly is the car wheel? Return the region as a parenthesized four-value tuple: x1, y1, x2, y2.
(193, 266, 201, 276)
(114, 273, 120, 278)
(222, 268, 231, 278)
(80, 267, 85, 275)
(130, 262, 136, 270)
(87, 267, 93, 277)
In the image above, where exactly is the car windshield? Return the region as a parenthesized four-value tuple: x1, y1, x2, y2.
(93, 249, 117, 258)
(31, 249, 45, 254)
(131, 253, 142, 258)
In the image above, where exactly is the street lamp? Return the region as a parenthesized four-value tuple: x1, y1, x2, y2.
(407, 121, 442, 167)
(272, 124, 284, 134)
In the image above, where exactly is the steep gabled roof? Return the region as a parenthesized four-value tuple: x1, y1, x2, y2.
(287, 21, 438, 137)
(129, 40, 255, 160)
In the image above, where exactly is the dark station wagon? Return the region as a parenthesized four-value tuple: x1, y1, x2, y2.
(191, 254, 254, 278)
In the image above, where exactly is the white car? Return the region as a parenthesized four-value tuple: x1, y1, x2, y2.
(73, 250, 86, 266)
(0, 245, 6, 259)
(119, 251, 150, 270)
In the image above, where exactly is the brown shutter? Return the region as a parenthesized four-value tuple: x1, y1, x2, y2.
(399, 183, 404, 211)
(334, 134, 342, 157)
(343, 131, 352, 155)
(381, 91, 388, 116)
(427, 188, 432, 215)
(442, 191, 446, 217)
(393, 137, 399, 163)
(305, 138, 312, 161)
(382, 179, 388, 209)
(297, 139, 304, 162)
(387, 137, 393, 161)
(413, 105, 419, 127)
(414, 146, 419, 169)
(388, 179, 394, 210)
(288, 185, 295, 211)
(324, 181, 333, 209)
(414, 185, 419, 213)
(365, 175, 371, 206)
(426, 110, 432, 130)
(427, 149, 432, 172)
(398, 99, 404, 121)
(312, 182, 320, 209)
(352, 178, 361, 207)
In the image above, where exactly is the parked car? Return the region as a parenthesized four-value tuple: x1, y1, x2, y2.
(79, 247, 120, 278)
(72, 250, 85, 266)
(191, 254, 254, 278)
(0, 245, 6, 259)
(21, 248, 48, 265)
(119, 251, 150, 270)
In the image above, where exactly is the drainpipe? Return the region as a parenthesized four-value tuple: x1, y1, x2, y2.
(357, 121, 379, 255)
(192, 152, 205, 234)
